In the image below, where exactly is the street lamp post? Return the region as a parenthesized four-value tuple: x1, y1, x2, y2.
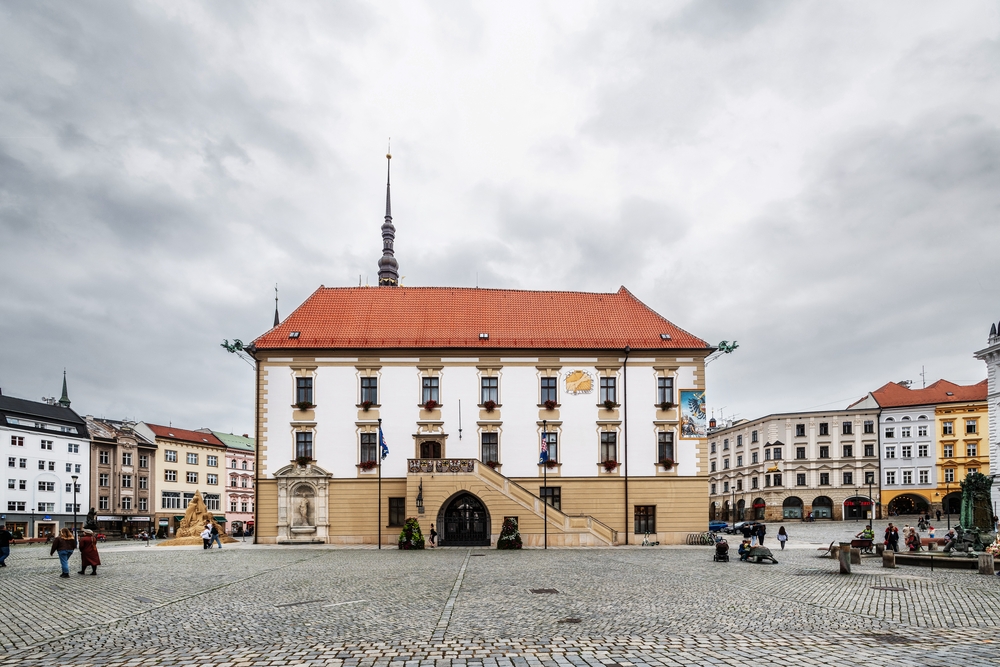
(71, 475, 79, 539)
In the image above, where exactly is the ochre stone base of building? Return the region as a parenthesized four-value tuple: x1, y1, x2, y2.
(255, 463, 707, 547)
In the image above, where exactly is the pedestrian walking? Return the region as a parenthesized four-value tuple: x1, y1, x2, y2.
(50, 528, 77, 578)
(777, 526, 788, 550)
(0, 525, 13, 567)
(201, 524, 212, 550)
(429, 527, 437, 548)
(741, 523, 753, 539)
(884, 523, 899, 552)
(756, 523, 766, 544)
(78, 529, 101, 575)
(936, 509, 942, 522)
(210, 523, 223, 549)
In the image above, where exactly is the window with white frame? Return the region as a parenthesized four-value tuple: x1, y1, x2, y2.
(599, 376, 617, 404)
(207, 455, 218, 467)
(657, 432, 674, 463)
(10, 436, 23, 447)
(123, 452, 132, 466)
(481, 432, 499, 464)
(944, 468, 955, 482)
(967, 443, 978, 457)
(204, 493, 220, 511)
(918, 444, 928, 457)
(902, 470, 912, 484)
(480, 376, 499, 405)
(186, 453, 198, 465)
(186, 472, 197, 484)
(68, 443, 79, 453)
(600, 432, 617, 462)
(919, 469, 929, 484)
(121, 497, 131, 510)
(138, 498, 148, 511)
(99, 496, 109, 510)
(886, 471, 896, 485)
(161, 491, 181, 509)
(885, 446, 895, 459)
(40, 439, 52, 450)
(164, 450, 177, 463)
(206, 474, 217, 485)
(901, 445, 912, 458)
(918, 425, 927, 437)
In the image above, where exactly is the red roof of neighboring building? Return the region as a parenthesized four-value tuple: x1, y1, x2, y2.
(253, 286, 710, 351)
(146, 424, 225, 447)
(867, 379, 987, 408)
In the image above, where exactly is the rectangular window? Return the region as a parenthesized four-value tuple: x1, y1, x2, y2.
(918, 426, 928, 437)
(99, 473, 109, 487)
(819, 423, 829, 436)
(421, 377, 439, 404)
(943, 445, 954, 458)
(657, 377, 673, 405)
(206, 474, 217, 485)
(544, 432, 558, 463)
(183, 492, 195, 506)
(634, 505, 656, 534)
(724, 481, 730, 492)
(711, 483, 717, 495)
(389, 497, 405, 526)
(360, 432, 377, 463)
(98, 450, 110, 465)
(37, 481, 55, 491)
(724, 458, 730, 469)
(765, 449, 771, 461)
(736, 435, 743, 447)
(600, 432, 617, 462)
(773, 473, 782, 486)
(230, 500, 238, 512)
(186, 453, 198, 465)
(863, 420, 874, 434)
(19, 479, 25, 490)
(207, 455, 217, 467)
(68, 443, 79, 453)
(164, 470, 177, 482)
(38, 460, 45, 470)
(657, 432, 674, 463)
(751, 430, 758, 443)
(540, 486, 561, 510)
(540, 377, 557, 404)
(864, 444, 874, 457)
(66, 503, 81, 513)
(968, 467, 979, 475)
(943, 422, 953, 436)
(75, 464, 81, 474)
(480, 376, 499, 404)
(481, 432, 499, 464)
(886, 471, 896, 485)
(139, 476, 148, 489)
(966, 420, 977, 435)
(901, 444, 913, 458)
(6, 457, 13, 468)
(242, 501, 250, 513)
(164, 450, 177, 463)
(885, 428, 895, 438)
(37, 502, 54, 512)
(842, 422, 852, 435)
(19, 458, 26, 468)
(40, 439, 52, 450)
(710, 442, 716, 454)
(796, 473, 806, 486)
(773, 447, 782, 460)
(843, 472, 853, 485)
(902, 470, 912, 484)
(819, 446, 829, 459)
(121, 497, 132, 510)
(918, 444, 928, 457)
(599, 376, 617, 404)
(901, 427, 911, 438)
(186, 472, 198, 484)
(865, 471, 875, 485)
(296, 377, 313, 405)
(6, 479, 12, 489)
(122, 452, 132, 466)
(751, 477, 759, 489)
(139, 454, 149, 468)
(919, 469, 929, 484)
(361, 376, 378, 405)
(204, 493, 220, 511)
(10, 436, 24, 447)
(98, 496, 109, 510)
(736, 479, 743, 491)
(122, 474, 132, 488)
(967, 444, 978, 457)
(885, 446, 895, 459)
(723, 439, 729, 450)
(796, 424, 806, 437)
(138, 498, 148, 511)
(819, 473, 829, 486)
(295, 432, 313, 460)
(66, 463, 72, 472)
(736, 455, 743, 467)
(710, 461, 716, 472)
(7, 501, 25, 511)
(843, 445, 853, 457)
(48, 461, 54, 471)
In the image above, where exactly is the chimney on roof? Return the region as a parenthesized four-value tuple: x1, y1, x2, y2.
(377, 146, 400, 287)
(898, 380, 912, 389)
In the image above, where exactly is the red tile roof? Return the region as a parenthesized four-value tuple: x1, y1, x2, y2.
(253, 286, 710, 351)
(868, 379, 987, 408)
(146, 424, 225, 447)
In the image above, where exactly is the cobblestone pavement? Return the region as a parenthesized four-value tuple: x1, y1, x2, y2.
(1, 533, 998, 666)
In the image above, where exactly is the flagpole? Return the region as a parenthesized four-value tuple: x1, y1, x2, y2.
(378, 418, 382, 550)
(543, 419, 547, 550)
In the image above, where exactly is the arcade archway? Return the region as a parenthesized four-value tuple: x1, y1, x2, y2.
(438, 492, 491, 546)
(887, 493, 929, 516)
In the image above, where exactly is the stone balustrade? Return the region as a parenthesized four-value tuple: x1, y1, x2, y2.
(407, 458, 477, 474)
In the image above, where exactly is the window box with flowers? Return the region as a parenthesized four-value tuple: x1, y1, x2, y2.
(658, 401, 674, 411)
(295, 455, 314, 467)
(603, 399, 618, 411)
(601, 459, 619, 473)
(484, 460, 500, 471)
(659, 457, 676, 471)
(423, 399, 438, 411)
(358, 460, 378, 471)
(543, 399, 557, 411)
(361, 400, 374, 412)
(294, 401, 315, 411)
(483, 400, 497, 413)
(544, 459, 559, 469)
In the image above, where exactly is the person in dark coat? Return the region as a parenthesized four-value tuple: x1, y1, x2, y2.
(741, 523, 753, 539)
(0, 526, 13, 567)
(50, 528, 77, 578)
(755, 523, 766, 544)
(884, 523, 899, 552)
(78, 529, 101, 575)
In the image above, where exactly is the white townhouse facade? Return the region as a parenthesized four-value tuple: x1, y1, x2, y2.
(878, 406, 936, 514)
(975, 320, 1000, 507)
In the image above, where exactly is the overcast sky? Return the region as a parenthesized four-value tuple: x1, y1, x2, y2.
(2, 1, 998, 434)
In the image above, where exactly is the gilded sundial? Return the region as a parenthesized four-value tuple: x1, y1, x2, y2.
(565, 370, 594, 395)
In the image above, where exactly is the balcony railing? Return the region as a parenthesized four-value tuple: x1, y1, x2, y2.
(407, 458, 476, 474)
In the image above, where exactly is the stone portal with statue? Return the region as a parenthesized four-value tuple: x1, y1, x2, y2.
(157, 490, 237, 547)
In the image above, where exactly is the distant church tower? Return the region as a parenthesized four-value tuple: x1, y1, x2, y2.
(58, 370, 71, 408)
(377, 151, 399, 286)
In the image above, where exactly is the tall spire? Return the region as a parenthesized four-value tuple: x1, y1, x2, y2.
(273, 284, 280, 327)
(59, 369, 71, 408)
(377, 143, 399, 287)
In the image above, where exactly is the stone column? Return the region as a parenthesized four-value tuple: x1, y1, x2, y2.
(978, 553, 994, 575)
(876, 543, 885, 556)
(850, 547, 861, 565)
(839, 542, 852, 574)
(882, 550, 896, 568)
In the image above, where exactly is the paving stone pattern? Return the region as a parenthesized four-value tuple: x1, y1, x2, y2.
(0, 538, 998, 666)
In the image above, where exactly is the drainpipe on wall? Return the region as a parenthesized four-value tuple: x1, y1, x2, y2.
(250, 344, 260, 545)
(623, 345, 630, 546)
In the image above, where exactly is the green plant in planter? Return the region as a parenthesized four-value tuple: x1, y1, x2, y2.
(397, 518, 426, 549)
(659, 456, 676, 470)
(295, 455, 313, 466)
(295, 401, 315, 411)
(496, 516, 522, 549)
(659, 401, 674, 411)
(603, 399, 617, 410)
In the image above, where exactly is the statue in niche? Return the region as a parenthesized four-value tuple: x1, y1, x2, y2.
(293, 486, 315, 527)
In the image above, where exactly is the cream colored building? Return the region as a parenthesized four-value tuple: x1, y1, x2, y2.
(137, 423, 227, 537)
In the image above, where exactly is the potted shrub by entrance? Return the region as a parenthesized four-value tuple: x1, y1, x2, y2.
(397, 518, 425, 549)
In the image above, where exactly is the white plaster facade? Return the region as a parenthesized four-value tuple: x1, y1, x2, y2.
(974, 322, 1000, 507)
(878, 407, 936, 508)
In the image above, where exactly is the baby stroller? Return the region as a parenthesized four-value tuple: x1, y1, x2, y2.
(714, 538, 730, 562)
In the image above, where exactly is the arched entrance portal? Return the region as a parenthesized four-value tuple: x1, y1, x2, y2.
(736, 499, 746, 521)
(709, 502, 717, 521)
(843, 496, 872, 520)
(752, 498, 766, 520)
(887, 493, 929, 516)
(783, 496, 803, 519)
(812, 496, 834, 519)
(943, 492, 961, 516)
(439, 493, 491, 546)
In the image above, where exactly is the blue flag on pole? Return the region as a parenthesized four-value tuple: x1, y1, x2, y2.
(539, 430, 548, 464)
(379, 426, 389, 461)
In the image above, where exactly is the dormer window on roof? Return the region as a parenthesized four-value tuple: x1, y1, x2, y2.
(660, 333, 671, 340)
(289, 332, 300, 339)
(479, 333, 489, 340)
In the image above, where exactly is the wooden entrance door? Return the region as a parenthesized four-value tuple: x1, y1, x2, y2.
(420, 441, 442, 458)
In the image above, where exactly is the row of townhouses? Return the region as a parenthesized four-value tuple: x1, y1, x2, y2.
(708, 315, 1000, 523)
(1, 376, 255, 539)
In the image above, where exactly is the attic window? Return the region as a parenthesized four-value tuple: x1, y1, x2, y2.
(289, 332, 300, 339)
(660, 333, 671, 340)
(946, 392, 954, 396)
(479, 333, 489, 340)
